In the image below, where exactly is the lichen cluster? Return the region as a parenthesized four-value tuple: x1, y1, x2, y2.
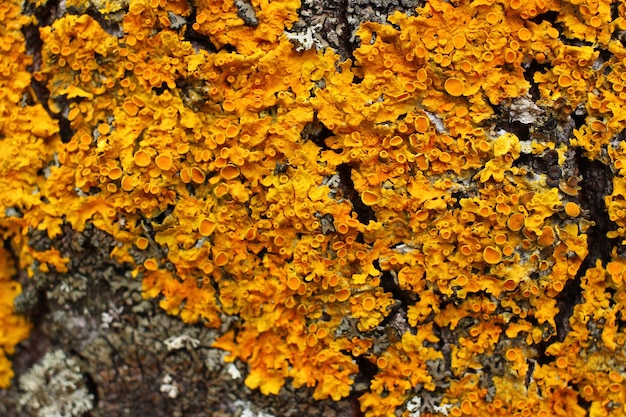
(3, 0, 626, 415)
(18, 350, 94, 417)
(0, 0, 48, 389)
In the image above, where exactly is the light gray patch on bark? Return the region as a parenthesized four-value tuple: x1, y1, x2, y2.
(235, 0, 258, 27)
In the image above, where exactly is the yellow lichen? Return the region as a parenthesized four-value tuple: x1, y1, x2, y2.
(2, 0, 626, 415)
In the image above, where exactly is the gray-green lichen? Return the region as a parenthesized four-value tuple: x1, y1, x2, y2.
(18, 350, 94, 417)
(288, 0, 422, 57)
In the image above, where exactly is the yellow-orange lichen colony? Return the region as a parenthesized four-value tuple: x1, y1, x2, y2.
(2, 0, 626, 415)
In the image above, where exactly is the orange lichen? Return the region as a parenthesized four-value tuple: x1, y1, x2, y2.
(214, 251, 228, 267)
(507, 213, 526, 231)
(220, 164, 240, 180)
(0, 246, 31, 388)
(135, 237, 149, 250)
(143, 258, 159, 271)
(483, 246, 502, 265)
(190, 167, 205, 184)
(155, 154, 173, 171)
(1, 0, 623, 415)
(565, 201, 581, 217)
(444, 77, 465, 97)
(0, 0, 58, 388)
(287, 276, 301, 291)
(335, 289, 351, 303)
(361, 190, 380, 206)
(134, 150, 152, 167)
(558, 74, 574, 88)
